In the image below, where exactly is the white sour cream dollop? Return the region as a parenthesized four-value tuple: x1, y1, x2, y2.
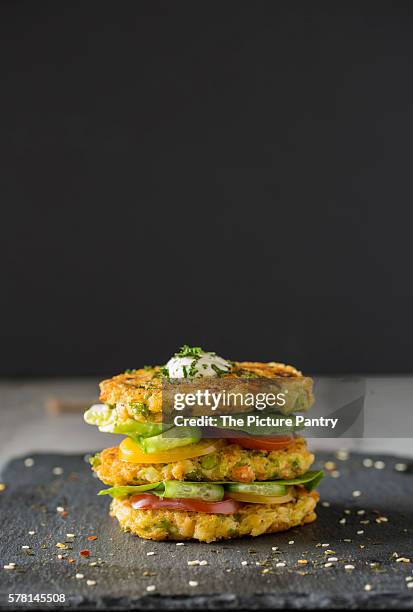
(166, 350, 231, 378)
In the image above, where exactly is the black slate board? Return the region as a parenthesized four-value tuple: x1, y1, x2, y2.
(1, 451, 413, 610)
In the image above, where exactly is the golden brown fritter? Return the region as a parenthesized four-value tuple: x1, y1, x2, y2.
(110, 488, 319, 542)
(99, 361, 314, 421)
(93, 438, 314, 485)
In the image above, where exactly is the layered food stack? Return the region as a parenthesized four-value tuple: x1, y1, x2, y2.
(85, 346, 322, 542)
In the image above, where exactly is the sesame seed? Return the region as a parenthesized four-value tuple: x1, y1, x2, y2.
(288, 540, 294, 545)
(395, 463, 407, 472)
(344, 509, 351, 515)
(271, 546, 278, 551)
(56, 506, 65, 512)
(405, 577, 413, 582)
(189, 581, 198, 587)
(52, 467, 64, 475)
(146, 585, 156, 592)
(408, 582, 413, 589)
(331, 470, 340, 478)
(396, 557, 411, 563)
(199, 560, 208, 566)
(364, 584, 372, 591)
(324, 461, 336, 470)
(336, 450, 349, 460)
(0, 483, 6, 492)
(343, 539, 352, 543)
(24, 458, 34, 467)
(4, 564, 16, 570)
(297, 559, 308, 565)
(357, 530, 364, 535)
(187, 560, 199, 566)
(362, 458, 373, 467)
(75, 573, 84, 579)
(66, 533, 75, 538)
(176, 542, 185, 546)
(241, 561, 248, 566)
(339, 518, 346, 525)
(276, 562, 286, 568)
(28, 531, 35, 535)
(345, 564, 355, 570)
(146, 552, 155, 556)
(86, 580, 96, 587)
(357, 509, 365, 515)
(328, 557, 338, 562)
(352, 490, 362, 497)
(376, 516, 388, 523)
(321, 543, 330, 547)
(324, 563, 333, 568)
(374, 461, 386, 470)
(21, 546, 30, 550)
(321, 501, 330, 507)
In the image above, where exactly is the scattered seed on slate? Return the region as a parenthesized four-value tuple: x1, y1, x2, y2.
(336, 450, 349, 460)
(395, 463, 407, 472)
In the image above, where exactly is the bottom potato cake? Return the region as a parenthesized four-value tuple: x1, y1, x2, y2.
(110, 488, 318, 542)
(93, 437, 314, 485)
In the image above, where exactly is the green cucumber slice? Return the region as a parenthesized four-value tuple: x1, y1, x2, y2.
(225, 482, 287, 496)
(137, 426, 201, 454)
(157, 481, 224, 501)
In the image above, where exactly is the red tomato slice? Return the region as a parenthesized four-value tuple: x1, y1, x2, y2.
(227, 435, 294, 451)
(130, 493, 242, 514)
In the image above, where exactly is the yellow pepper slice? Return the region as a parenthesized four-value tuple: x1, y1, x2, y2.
(226, 491, 293, 504)
(119, 437, 224, 463)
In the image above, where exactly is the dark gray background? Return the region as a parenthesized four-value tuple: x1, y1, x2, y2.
(1, 1, 412, 377)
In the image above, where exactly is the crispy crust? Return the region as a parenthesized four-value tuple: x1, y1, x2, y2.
(99, 361, 312, 420)
(93, 438, 314, 485)
(110, 488, 318, 542)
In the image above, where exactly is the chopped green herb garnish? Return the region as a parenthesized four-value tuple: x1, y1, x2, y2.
(175, 345, 204, 358)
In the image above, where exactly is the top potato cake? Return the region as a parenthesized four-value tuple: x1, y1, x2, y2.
(99, 362, 314, 422)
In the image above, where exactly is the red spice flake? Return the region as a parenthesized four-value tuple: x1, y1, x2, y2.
(79, 550, 90, 557)
(61, 511, 69, 518)
(87, 536, 97, 541)
(68, 558, 75, 564)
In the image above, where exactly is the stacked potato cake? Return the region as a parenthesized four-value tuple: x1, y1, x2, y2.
(85, 347, 322, 542)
